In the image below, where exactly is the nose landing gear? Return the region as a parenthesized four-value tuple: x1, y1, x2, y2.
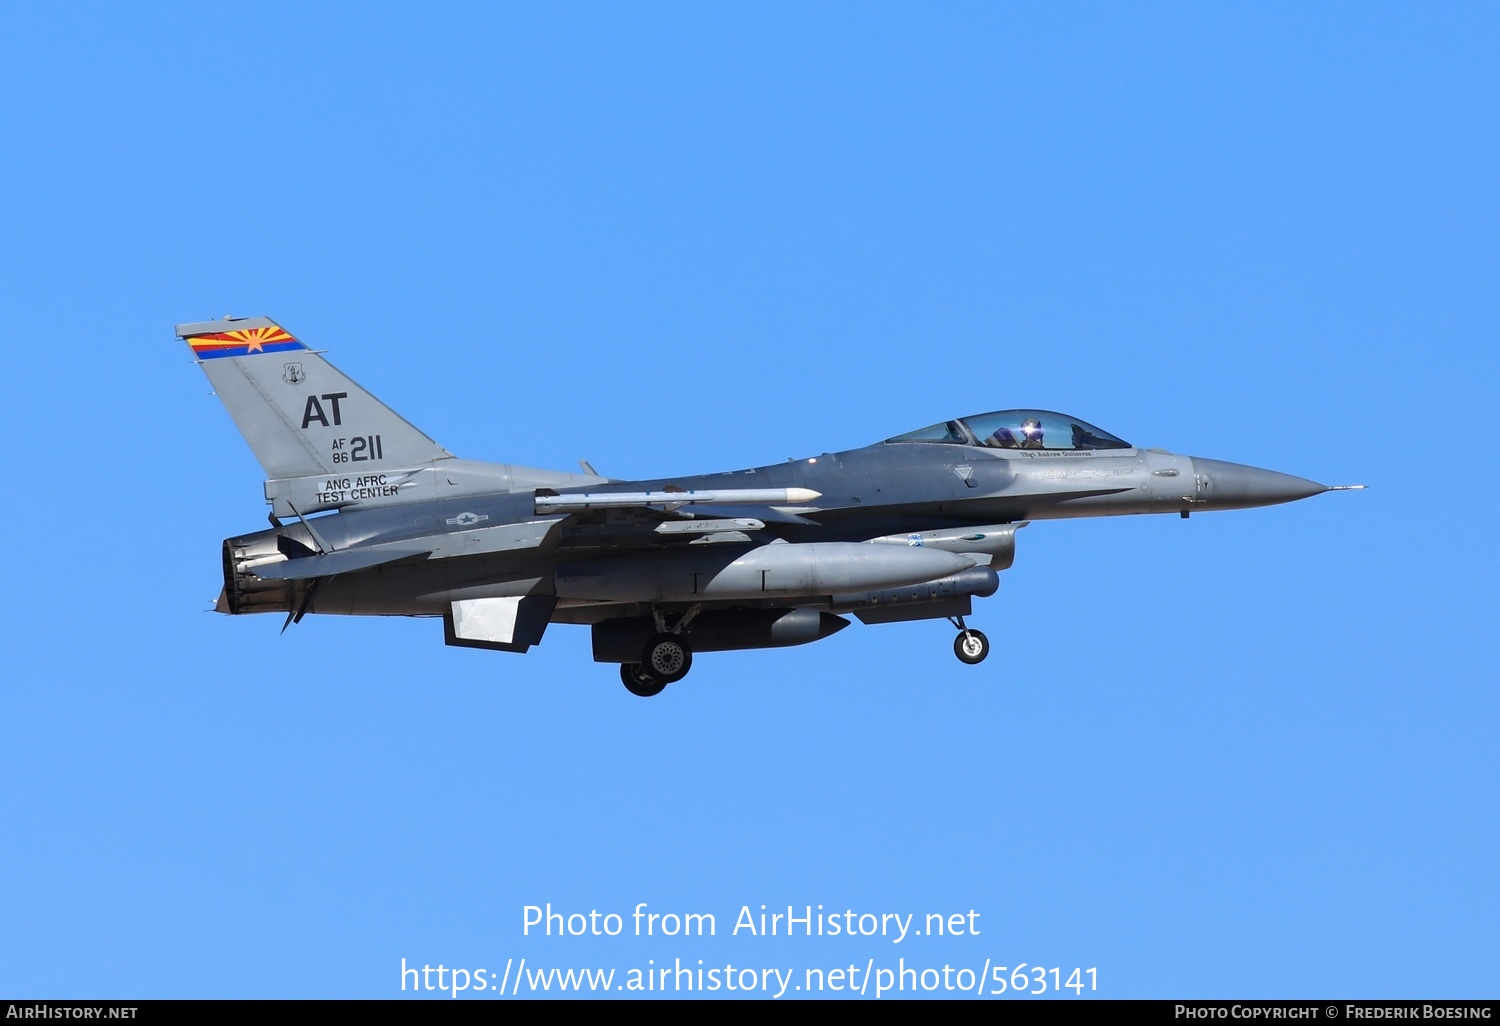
(949, 615, 990, 665)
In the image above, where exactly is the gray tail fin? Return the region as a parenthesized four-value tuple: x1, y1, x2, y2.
(179, 316, 453, 480)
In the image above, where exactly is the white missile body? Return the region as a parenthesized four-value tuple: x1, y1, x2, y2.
(535, 487, 821, 514)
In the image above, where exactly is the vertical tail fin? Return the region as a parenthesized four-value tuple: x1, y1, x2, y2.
(179, 316, 453, 479)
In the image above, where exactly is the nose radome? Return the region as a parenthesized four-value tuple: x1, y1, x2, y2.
(1189, 457, 1328, 510)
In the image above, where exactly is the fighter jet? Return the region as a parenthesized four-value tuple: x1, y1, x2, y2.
(183, 317, 1362, 696)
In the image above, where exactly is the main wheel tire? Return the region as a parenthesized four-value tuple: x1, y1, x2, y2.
(641, 632, 693, 684)
(620, 662, 667, 697)
(954, 628, 990, 665)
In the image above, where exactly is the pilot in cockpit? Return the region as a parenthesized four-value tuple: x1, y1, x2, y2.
(987, 416, 1045, 450)
(1019, 417, 1044, 449)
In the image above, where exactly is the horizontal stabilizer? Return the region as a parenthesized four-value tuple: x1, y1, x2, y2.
(249, 544, 432, 581)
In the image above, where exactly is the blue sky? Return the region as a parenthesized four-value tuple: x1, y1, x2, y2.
(1, 2, 1494, 999)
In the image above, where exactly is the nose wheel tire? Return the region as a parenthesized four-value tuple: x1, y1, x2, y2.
(620, 663, 667, 697)
(641, 632, 693, 684)
(954, 629, 990, 665)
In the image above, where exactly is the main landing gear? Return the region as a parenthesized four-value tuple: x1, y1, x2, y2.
(620, 661, 668, 698)
(949, 615, 990, 665)
(619, 608, 699, 697)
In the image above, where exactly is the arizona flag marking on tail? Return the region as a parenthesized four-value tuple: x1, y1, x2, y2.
(187, 324, 307, 359)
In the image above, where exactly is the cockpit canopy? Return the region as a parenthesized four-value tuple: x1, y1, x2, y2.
(886, 410, 1131, 451)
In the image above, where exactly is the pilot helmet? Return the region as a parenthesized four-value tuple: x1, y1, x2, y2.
(1020, 417, 1042, 436)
